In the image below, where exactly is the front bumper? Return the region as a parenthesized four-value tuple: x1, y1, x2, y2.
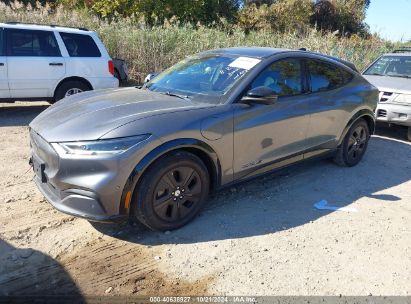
(375, 103, 411, 127)
(33, 176, 126, 222)
(29, 130, 156, 223)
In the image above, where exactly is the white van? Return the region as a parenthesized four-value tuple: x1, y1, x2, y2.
(0, 22, 118, 103)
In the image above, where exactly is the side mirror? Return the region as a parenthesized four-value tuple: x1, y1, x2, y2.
(240, 86, 278, 105)
(144, 73, 158, 84)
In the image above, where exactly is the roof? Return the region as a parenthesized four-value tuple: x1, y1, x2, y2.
(199, 47, 358, 72)
(0, 22, 92, 34)
(200, 47, 291, 58)
(382, 52, 411, 57)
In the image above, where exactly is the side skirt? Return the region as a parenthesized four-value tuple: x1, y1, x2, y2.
(218, 148, 337, 192)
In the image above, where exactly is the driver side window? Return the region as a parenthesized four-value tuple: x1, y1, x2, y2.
(251, 58, 302, 96)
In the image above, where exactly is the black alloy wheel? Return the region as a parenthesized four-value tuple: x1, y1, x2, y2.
(133, 151, 209, 231)
(334, 118, 370, 167)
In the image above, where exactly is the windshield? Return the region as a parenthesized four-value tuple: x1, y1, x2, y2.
(145, 55, 261, 103)
(363, 55, 411, 78)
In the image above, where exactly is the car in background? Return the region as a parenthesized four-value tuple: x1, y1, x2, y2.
(29, 47, 377, 231)
(0, 22, 118, 103)
(363, 48, 411, 141)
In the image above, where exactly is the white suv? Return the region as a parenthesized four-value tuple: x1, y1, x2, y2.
(0, 22, 118, 103)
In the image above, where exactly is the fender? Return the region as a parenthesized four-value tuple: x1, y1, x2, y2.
(338, 109, 375, 146)
(119, 138, 221, 216)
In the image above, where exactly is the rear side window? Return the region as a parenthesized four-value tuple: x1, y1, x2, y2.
(6, 29, 61, 57)
(59, 32, 101, 57)
(307, 60, 353, 93)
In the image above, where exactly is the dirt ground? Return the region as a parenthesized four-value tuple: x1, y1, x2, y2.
(0, 101, 410, 297)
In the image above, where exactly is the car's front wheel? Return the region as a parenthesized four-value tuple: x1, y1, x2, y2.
(132, 151, 210, 231)
(334, 118, 370, 167)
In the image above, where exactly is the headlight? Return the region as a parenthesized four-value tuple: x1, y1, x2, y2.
(51, 134, 150, 156)
(394, 94, 411, 104)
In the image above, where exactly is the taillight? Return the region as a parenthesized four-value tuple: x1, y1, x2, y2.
(108, 60, 114, 76)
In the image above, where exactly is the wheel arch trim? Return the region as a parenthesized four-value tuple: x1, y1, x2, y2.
(338, 109, 375, 146)
(53, 76, 93, 99)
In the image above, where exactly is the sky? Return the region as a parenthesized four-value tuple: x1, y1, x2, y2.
(365, 0, 411, 42)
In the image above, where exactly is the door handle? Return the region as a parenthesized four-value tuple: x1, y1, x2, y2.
(0, 63, 4, 66)
(49, 62, 63, 66)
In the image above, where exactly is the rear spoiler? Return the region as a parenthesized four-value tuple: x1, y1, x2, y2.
(323, 55, 359, 72)
(298, 48, 358, 72)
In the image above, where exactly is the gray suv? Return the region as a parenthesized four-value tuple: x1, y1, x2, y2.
(29, 47, 378, 231)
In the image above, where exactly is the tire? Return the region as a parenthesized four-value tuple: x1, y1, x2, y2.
(333, 118, 370, 167)
(114, 69, 121, 81)
(408, 127, 411, 142)
(132, 151, 210, 231)
(54, 80, 91, 102)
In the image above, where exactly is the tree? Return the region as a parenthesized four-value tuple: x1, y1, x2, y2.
(239, 0, 313, 34)
(87, 0, 241, 25)
(244, 0, 275, 6)
(311, 0, 370, 36)
(266, 0, 313, 33)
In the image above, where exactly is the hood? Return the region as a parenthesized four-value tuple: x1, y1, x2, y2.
(362, 75, 411, 94)
(30, 87, 212, 142)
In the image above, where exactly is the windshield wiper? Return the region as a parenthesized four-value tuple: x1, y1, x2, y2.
(368, 72, 384, 76)
(391, 74, 411, 79)
(161, 91, 191, 101)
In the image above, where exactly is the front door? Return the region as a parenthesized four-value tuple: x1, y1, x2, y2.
(5, 28, 65, 98)
(233, 58, 311, 179)
(0, 28, 10, 98)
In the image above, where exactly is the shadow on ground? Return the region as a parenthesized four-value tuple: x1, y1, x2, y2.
(92, 135, 411, 245)
(375, 122, 409, 142)
(0, 102, 49, 127)
(0, 239, 84, 302)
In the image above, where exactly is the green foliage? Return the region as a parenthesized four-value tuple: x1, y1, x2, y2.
(312, 0, 370, 36)
(266, 0, 313, 33)
(59, 0, 240, 25)
(239, 0, 370, 36)
(238, 0, 314, 34)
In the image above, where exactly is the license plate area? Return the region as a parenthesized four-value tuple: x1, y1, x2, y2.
(32, 156, 47, 183)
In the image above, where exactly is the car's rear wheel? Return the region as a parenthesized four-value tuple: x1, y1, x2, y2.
(132, 151, 210, 231)
(54, 80, 91, 102)
(334, 118, 370, 167)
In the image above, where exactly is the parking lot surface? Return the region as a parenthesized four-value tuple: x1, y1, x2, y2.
(0, 102, 410, 296)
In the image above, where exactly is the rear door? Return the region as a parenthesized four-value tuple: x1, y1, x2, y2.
(6, 28, 65, 98)
(0, 27, 10, 98)
(58, 32, 107, 79)
(303, 59, 355, 152)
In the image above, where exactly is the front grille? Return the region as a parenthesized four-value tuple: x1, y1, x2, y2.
(377, 109, 387, 117)
(30, 130, 59, 174)
(380, 92, 393, 102)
